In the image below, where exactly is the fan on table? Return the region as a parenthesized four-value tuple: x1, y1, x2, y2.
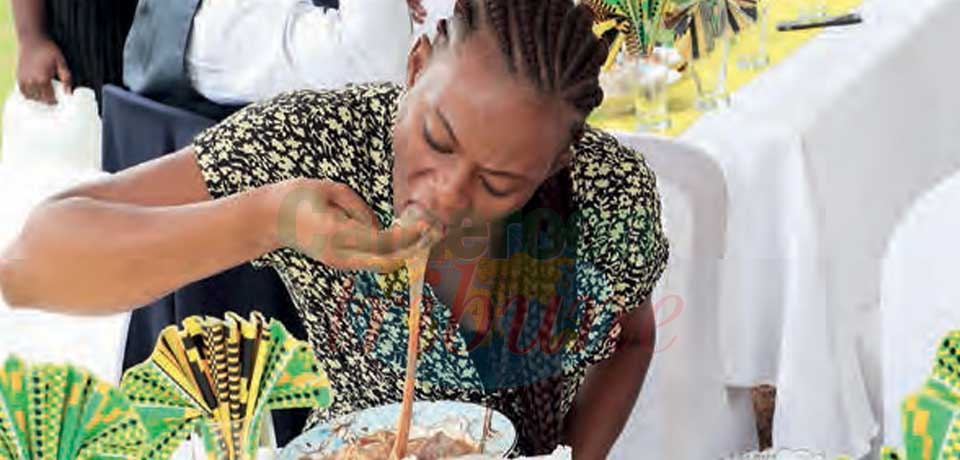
(0, 356, 147, 460)
(120, 312, 332, 460)
(583, 0, 671, 67)
(879, 330, 960, 460)
(665, 0, 758, 61)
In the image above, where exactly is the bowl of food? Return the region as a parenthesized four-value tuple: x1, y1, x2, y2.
(278, 401, 517, 460)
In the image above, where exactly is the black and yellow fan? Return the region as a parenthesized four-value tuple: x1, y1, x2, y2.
(120, 312, 333, 460)
(666, 0, 758, 61)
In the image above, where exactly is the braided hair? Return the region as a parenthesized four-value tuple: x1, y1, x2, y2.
(450, 0, 609, 127)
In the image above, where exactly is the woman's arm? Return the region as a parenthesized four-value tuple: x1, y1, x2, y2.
(0, 148, 282, 314)
(0, 146, 432, 315)
(564, 299, 657, 460)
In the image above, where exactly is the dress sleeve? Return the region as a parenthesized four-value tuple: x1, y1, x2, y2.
(192, 90, 322, 268)
(571, 128, 670, 362)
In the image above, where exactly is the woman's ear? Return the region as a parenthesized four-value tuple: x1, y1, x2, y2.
(435, 19, 450, 46)
(406, 34, 434, 87)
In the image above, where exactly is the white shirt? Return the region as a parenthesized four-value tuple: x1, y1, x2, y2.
(187, 0, 455, 105)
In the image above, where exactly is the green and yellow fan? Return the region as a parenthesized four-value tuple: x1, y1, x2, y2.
(584, 0, 670, 68)
(0, 356, 147, 460)
(666, 0, 757, 61)
(877, 330, 960, 460)
(120, 312, 332, 460)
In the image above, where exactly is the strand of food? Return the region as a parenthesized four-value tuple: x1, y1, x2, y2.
(391, 248, 429, 459)
(391, 206, 444, 460)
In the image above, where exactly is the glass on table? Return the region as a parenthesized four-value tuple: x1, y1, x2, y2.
(596, 48, 676, 133)
(691, 0, 732, 111)
(191, 412, 278, 460)
(597, 61, 637, 119)
(627, 57, 672, 133)
(737, 0, 772, 71)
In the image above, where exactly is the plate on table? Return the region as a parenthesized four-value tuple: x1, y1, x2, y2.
(719, 449, 828, 460)
(277, 401, 517, 459)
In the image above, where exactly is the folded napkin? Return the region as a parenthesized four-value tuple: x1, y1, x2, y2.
(120, 312, 332, 460)
(879, 330, 960, 460)
(0, 355, 147, 460)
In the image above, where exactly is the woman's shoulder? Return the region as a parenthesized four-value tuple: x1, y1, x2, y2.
(278, 82, 403, 119)
(206, 82, 402, 165)
(252, 83, 403, 127)
(569, 125, 668, 278)
(570, 126, 660, 204)
(192, 82, 403, 201)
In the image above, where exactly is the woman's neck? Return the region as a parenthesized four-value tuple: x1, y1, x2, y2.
(425, 220, 509, 332)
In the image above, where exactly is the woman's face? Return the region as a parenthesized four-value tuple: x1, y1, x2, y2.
(392, 31, 579, 236)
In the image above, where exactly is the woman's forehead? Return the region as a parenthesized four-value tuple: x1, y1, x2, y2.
(419, 46, 575, 170)
(440, 87, 568, 173)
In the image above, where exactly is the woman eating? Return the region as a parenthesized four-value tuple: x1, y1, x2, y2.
(0, 0, 669, 457)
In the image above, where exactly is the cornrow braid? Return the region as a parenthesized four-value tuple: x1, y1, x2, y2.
(452, 0, 609, 119)
(454, 0, 477, 30)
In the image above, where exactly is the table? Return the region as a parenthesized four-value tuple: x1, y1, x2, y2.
(620, 0, 960, 457)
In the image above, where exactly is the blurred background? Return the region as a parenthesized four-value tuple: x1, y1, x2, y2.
(0, 1, 14, 151)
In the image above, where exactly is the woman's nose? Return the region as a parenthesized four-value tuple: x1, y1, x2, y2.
(425, 164, 472, 224)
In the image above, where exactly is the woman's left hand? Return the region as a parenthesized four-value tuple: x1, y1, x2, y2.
(407, 0, 427, 24)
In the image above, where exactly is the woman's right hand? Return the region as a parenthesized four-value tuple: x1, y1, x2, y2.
(16, 36, 72, 105)
(271, 178, 434, 273)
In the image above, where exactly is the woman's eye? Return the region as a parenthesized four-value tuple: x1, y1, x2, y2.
(481, 178, 511, 197)
(422, 121, 454, 154)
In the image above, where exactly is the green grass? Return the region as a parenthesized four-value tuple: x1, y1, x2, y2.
(0, 0, 16, 156)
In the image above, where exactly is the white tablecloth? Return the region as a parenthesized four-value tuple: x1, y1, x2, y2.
(609, 135, 759, 460)
(662, 0, 960, 457)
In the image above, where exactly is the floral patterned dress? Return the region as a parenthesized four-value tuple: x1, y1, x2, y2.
(192, 82, 669, 455)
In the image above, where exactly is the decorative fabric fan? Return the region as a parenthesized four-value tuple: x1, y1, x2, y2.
(666, 0, 758, 60)
(584, 0, 670, 67)
(0, 356, 147, 460)
(120, 312, 332, 460)
(878, 330, 960, 460)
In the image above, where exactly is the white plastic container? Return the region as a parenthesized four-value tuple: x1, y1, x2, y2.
(1, 81, 102, 173)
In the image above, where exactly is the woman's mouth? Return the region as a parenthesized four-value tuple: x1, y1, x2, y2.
(401, 201, 447, 237)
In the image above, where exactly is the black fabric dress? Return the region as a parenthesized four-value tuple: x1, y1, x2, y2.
(44, 0, 139, 110)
